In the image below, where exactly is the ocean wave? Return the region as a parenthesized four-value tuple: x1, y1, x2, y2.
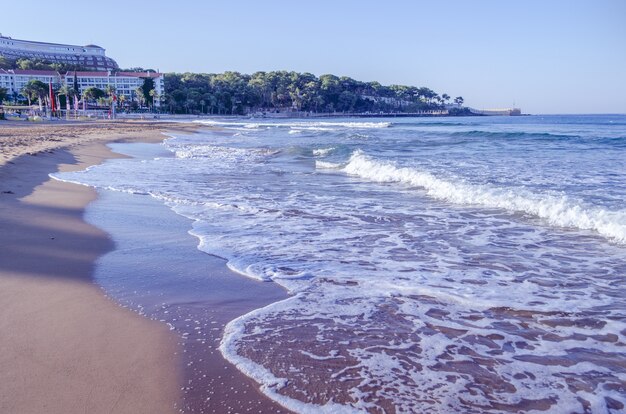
(342, 150, 626, 243)
(315, 160, 342, 169)
(172, 144, 279, 161)
(454, 130, 579, 140)
(291, 127, 339, 132)
(397, 121, 468, 127)
(312, 147, 336, 157)
(194, 119, 392, 129)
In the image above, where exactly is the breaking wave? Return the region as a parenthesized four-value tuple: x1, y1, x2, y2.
(454, 130, 579, 140)
(194, 119, 392, 130)
(341, 150, 626, 243)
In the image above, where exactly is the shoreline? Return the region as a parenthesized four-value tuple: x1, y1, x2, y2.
(87, 188, 290, 413)
(0, 120, 291, 413)
(78, 140, 290, 412)
(0, 137, 180, 413)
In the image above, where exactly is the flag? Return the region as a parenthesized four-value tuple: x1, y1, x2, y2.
(49, 81, 56, 113)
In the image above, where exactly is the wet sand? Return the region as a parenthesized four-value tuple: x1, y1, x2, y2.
(0, 137, 180, 413)
(90, 189, 290, 413)
(0, 121, 290, 413)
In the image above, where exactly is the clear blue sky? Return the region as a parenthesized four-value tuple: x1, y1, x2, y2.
(2, 0, 625, 114)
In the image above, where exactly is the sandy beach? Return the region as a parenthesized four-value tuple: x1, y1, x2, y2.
(0, 120, 189, 167)
(0, 120, 288, 413)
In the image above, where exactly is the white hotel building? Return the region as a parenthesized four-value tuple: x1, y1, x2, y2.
(0, 69, 59, 94)
(1, 34, 163, 107)
(65, 71, 164, 105)
(0, 34, 118, 71)
(0, 69, 164, 107)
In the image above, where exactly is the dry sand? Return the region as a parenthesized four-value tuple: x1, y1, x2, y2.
(0, 119, 195, 167)
(0, 121, 195, 413)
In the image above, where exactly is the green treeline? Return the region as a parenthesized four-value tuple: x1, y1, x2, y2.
(0, 56, 86, 73)
(164, 71, 463, 115)
(0, 54, 467, 115)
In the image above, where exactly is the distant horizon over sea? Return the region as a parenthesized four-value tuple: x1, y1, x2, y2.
(55, 114, 626, 413)
(151, 111, 626, 120)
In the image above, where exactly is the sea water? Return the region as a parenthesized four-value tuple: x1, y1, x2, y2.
(53, 115, 626, 413)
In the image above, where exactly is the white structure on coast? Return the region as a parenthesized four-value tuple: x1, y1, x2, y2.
(0, 34, 164, 112)
(0, 69, 164, 107)
(0, 34, 118, 71)
(468, 107, 522, 116)
(65, 71, 164, 106)
(0, 69, 58, 94)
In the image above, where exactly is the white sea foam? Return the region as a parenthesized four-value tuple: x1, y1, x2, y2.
(315, 160, 341, 169)
(291, 127, 337, 132)
(341, 150, 626, 243)
(312, 147, 336, 157)
(194, 119, 391, 130)
(171, 143, 279, 164)
(220, 301, 362, 414)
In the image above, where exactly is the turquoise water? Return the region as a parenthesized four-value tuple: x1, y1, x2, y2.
(55, 115, 626, 413)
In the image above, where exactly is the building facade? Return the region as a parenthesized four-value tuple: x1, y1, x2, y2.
(1, 69, 60, 94)
(0, 69, 164, 107)
(0, 34, 118, 71)
(64, 71, 164, 105)
(0, 69, 15, 92)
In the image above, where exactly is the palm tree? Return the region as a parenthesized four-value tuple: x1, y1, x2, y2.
(104, 85, 116, 106)
(118, 94, 127, 109)
(82, 87, 105, 107)
(21, 80, 47, 110)
(134, 87, 145, 108)
(206, 94, 217, 114)
(0, 87, 8, 104)
(149, 89, 160, 111)
(58, 85, 77, 110)
(21, 83, 37, 106)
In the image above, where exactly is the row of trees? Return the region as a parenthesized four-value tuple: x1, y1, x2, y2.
(0, 56, 158, 76)
(0, 56, 87, 73)
(164, 71, 463, 115)
(1, 55, 466, 115)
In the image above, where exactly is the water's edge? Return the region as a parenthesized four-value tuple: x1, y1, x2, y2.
(71, 141, 292, 413)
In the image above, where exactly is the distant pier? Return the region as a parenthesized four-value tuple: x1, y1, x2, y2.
(467, 107, 522, 116)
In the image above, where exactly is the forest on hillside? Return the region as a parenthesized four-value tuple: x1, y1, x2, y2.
(0, 55, 466, 115)
(164, 71, 464, 115)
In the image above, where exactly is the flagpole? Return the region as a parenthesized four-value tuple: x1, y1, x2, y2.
(48, 81, 53, 119)
(112, 92, 117, 120)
